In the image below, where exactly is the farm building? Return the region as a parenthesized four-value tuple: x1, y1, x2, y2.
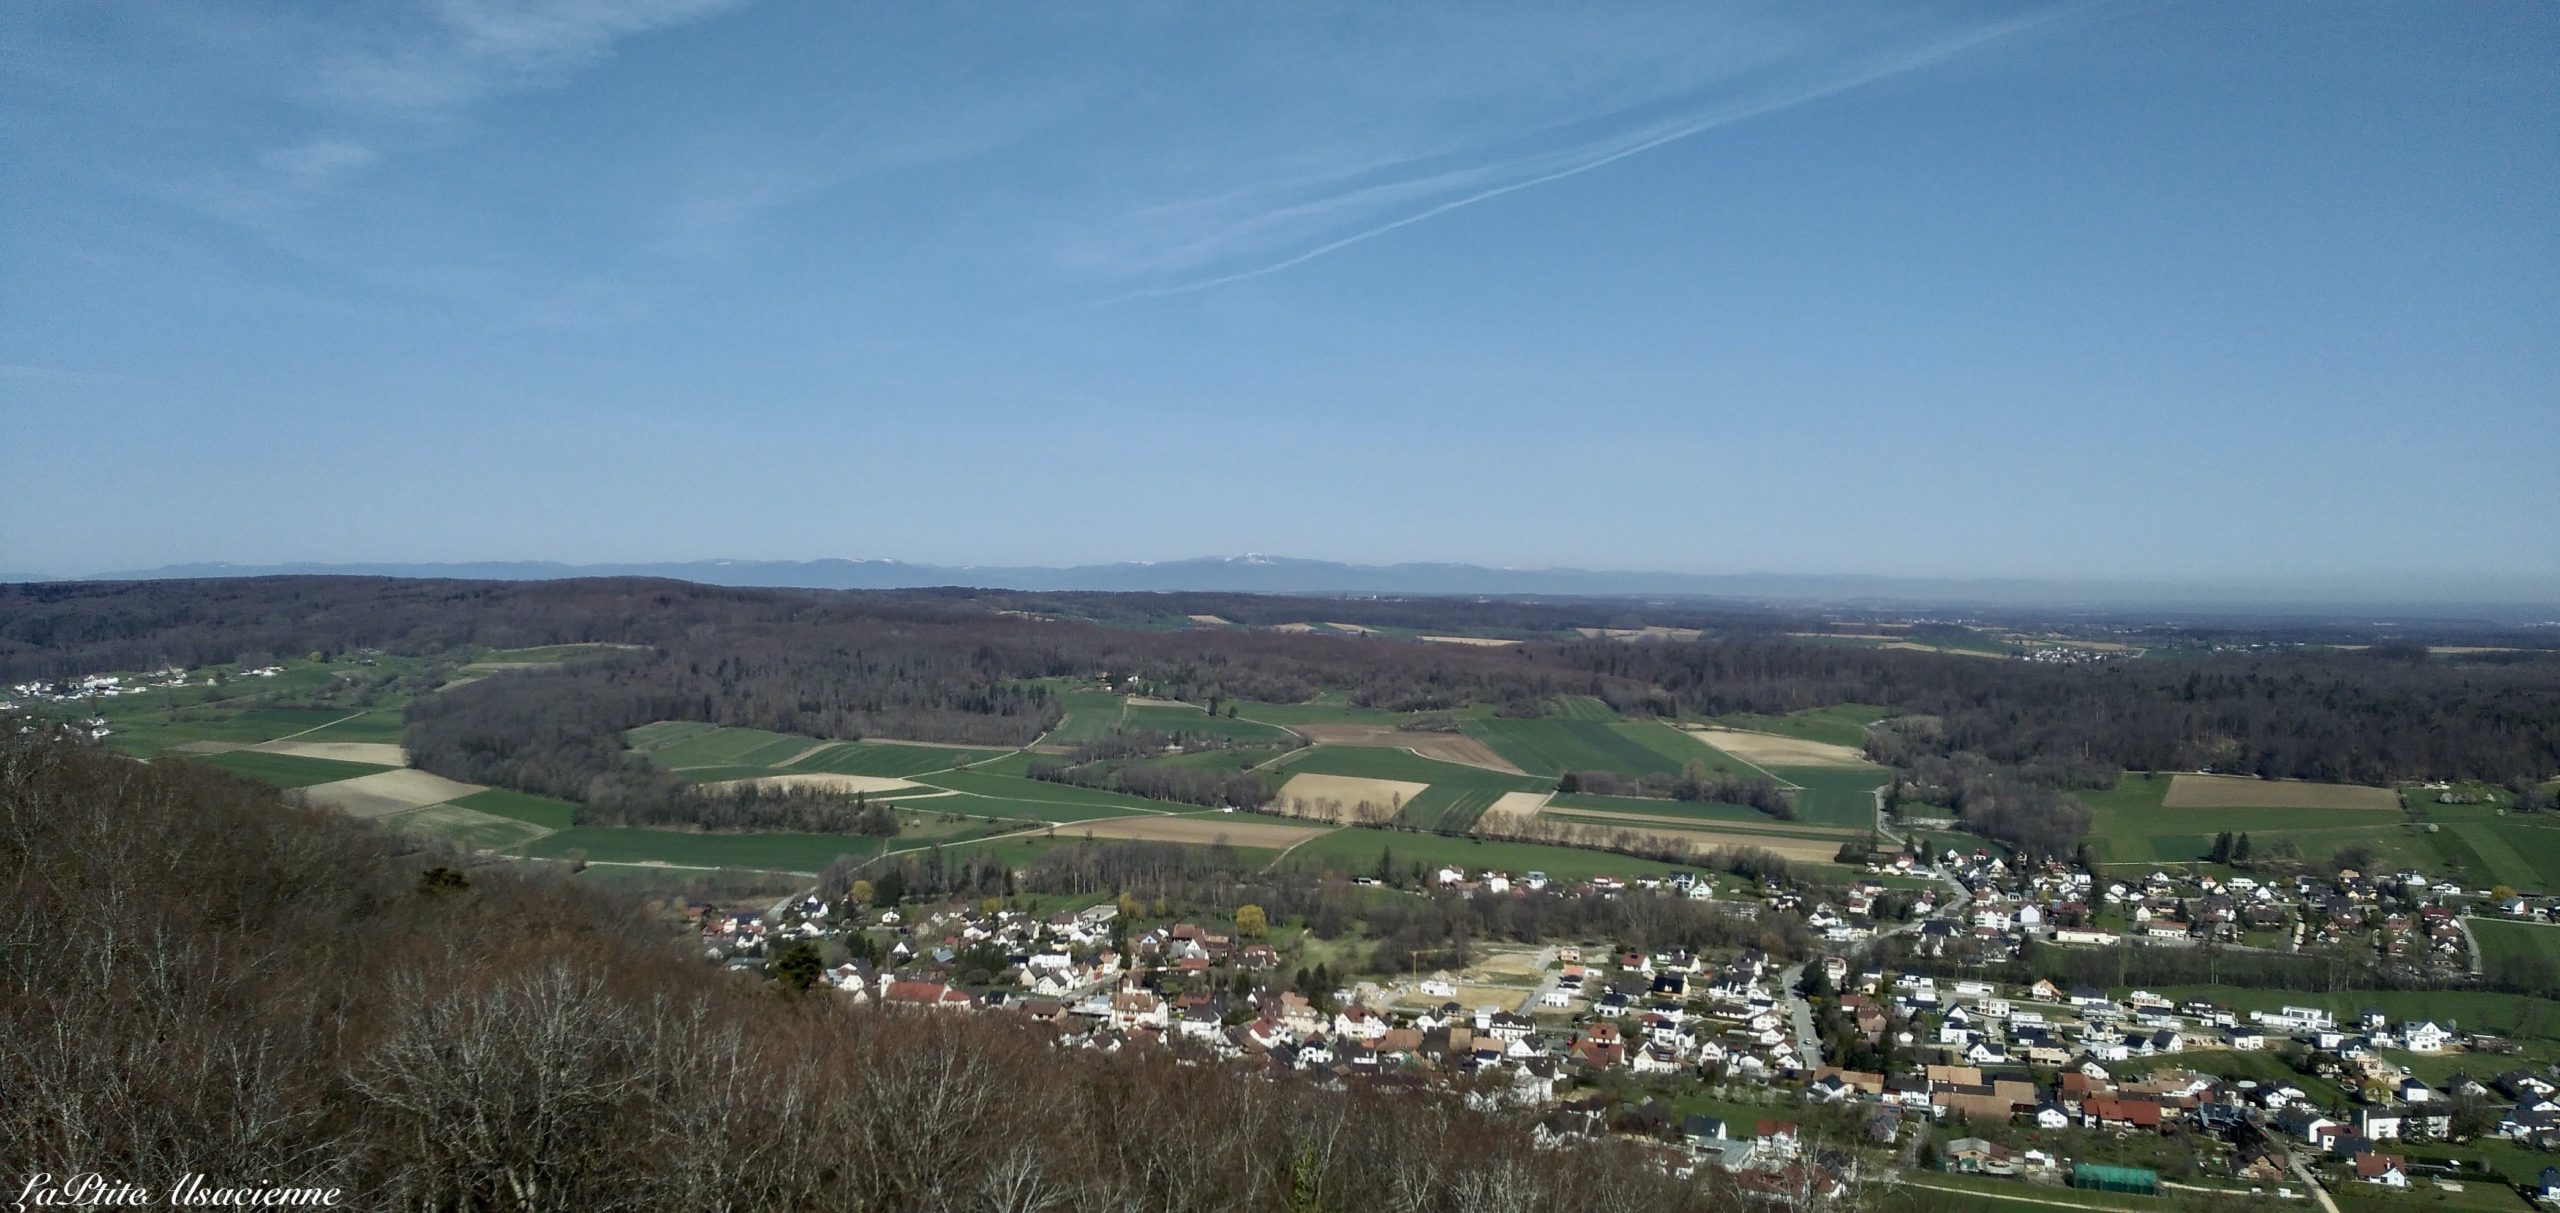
(2071, 1163, 2158, 1195)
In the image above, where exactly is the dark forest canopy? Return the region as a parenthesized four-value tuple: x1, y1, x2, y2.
(6, 577, 2557, 853)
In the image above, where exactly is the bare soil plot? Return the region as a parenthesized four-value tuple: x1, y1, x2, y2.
(704, 772, 947, 797)
(1051, 814, 1328, 849)
(1684, 726, 1870, 767)
(1185, 614, 1233, 625)
(1417, 636, 1516, 647)
(1469, 947, 1552, 979)
(1270, 623, 1321, 634)
(1473, 791, 1553, 832)
(250, 739, 408, 766)
(1272, 773, 1431, 824)
(1287, 724, 1524, 773)
(300, 769, 487, 819)
(1323, 622, 1378, 634)
(2163, 774, 2400, 811)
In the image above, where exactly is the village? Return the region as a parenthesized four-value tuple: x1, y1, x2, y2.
(696, 838, 2560, 1211)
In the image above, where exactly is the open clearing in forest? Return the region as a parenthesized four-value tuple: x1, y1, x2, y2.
(1287, 723, 1522, 773)
(2162, 774, 2400, 811)
(1683, 727, 1869, 768)
(703, 772, 948, 797)
(1271, 773, 1431, 823)
(249, 739, 409, 766)
(1185, 614, 1233, 625)
(1049, 813, 1327, 849)
(1472, 790, 1553, 832)
(301, 768, 487, 819)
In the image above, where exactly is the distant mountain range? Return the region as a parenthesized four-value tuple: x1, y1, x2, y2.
(11, 555, 2558, 621)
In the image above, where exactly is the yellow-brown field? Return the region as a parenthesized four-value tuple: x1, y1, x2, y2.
(2162, 774, 2400, 811)
(1271, 773, 1431, 823)
(1684, 726, 1871, 767)
(1286, 723, 1523, 773)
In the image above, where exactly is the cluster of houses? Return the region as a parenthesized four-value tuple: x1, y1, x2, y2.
(691, 845, 2560, 1205)
(1871, 847, 2499, 977)
(6, 665, 279, 735)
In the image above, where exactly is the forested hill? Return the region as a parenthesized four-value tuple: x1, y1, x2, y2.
(0, 732, 1710, 1212)
(9, 576, 2555, 787)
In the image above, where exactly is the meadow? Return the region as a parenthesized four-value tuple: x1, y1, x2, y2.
(1270, 744, 1549, 791)
(1699, 703, 1884, 748)
(2468, 918, 2560, 974)
(519, 827, 892, 873)
(1462, 716, 1734, 779)
(1116, 702, 1300, 744)
(2077, 772, 2558, 882)
(192, 749, 397, 788)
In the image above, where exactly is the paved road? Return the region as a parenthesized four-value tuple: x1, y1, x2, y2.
(1515, 945, 1563, 1015)
(1777, 869, 1971, 1070)
(2451, 913, 2486, 976)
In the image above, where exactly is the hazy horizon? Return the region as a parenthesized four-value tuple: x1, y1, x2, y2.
(5, 2, 2554, 583)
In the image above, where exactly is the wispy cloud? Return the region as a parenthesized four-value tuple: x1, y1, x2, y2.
(257, 137, 380, 191)
(1094, 6, 2071, 299)
(322, 0, 747, 113)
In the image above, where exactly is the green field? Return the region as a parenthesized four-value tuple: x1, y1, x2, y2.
(392, 802, 554, 850)
(291, 710, 409, 744)
(2469, 919, 2560, 973)
(454, 787, 579, 830)
(1767, 766, 1888, 828)
(1550, 695, 1621, 721)
(2076, 772, 2558, 879)
(520, 827, 889, 872)
(469, 643, 637, 665)
(1117, 703, 1300, 744)
(632, 725, 817, 770)
(913, 770, 1189, 818)
(1463, 717, 1726, 779)
(1271, 745, 1550, 791)
(1396, 786, 1504, 833)
(106, 706, 367, 756)
(1700, 703, 1884, 748)
(943, 829, 1288, 873)
(1043, 690, 1127, 744)
(1232, 695, 1405, 727)
(628, 724, 1006, 780)
(1547, 792, 1796, 827)
(795, 741, 1003, 777)
(189, 749, 396, 788)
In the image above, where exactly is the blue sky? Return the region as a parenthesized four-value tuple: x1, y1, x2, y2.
(4, 1, 2554, 592)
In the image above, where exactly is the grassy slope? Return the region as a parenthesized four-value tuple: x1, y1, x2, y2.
(1270, 745, 1549, 791)
(189, 750, 396, 788)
